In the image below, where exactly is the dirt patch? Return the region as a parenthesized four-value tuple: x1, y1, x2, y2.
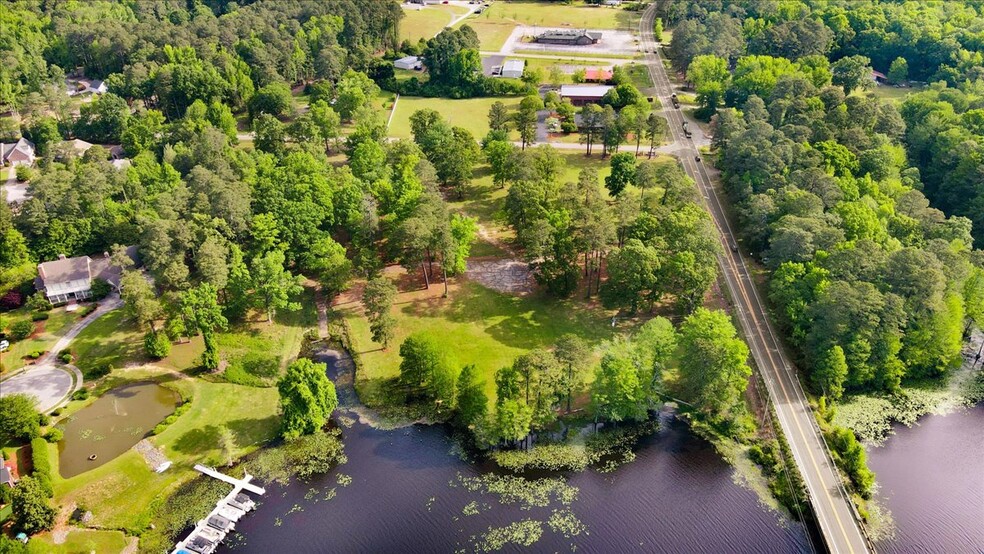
(134, 439, 169, 471)
(465, 259, 535, 295)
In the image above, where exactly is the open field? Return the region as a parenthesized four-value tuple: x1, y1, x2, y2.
(0, 306, 77, 373)
(458, 19, 517, 51)
(866, 84, 923, 104)
(400, 4, 468, 42)
(342, 278, 616, 406)
(28, 529, 130, 553)
(466, 1, 640, 30)
(388, 96, 522, 140)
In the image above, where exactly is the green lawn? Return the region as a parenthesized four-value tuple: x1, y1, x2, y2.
(467, 1, 640, 31)
(345, 277, 618, 406)
(866, 84, 922, 104)
(0, 307, 78, 373)
(388, 96, 523, 140)
(69, 309, 145, 377)
(513, 49, 641, 60)
(456, 19, 518, 51)
(28, 529, 129, 554)
(400, 4, 467, 42)
(623, 62, 654, 89)
(518, 57, 616, 84)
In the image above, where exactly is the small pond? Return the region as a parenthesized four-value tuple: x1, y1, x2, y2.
(57, 382, 179, 478)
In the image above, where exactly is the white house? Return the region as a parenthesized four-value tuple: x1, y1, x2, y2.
(501, 59, 525, 79)
(0, 137, 35, 167)
(394, 56, 421, 70)
(559, 84, 613, 106)
(36, 247, 137, 304)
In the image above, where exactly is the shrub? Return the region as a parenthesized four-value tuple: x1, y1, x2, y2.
(144, 331, 171, 359)
(72, 388, 90, 401)
(50, 408, 61, 417)
(31, 312, 49, 321)
(30, 437, 53, 497)
(153, 423, 167, 435)
(37, 413, 49, 427)
(58, 350, 72, 364)
(14, 165, 33, 182)
(77, 304, 98, 318)
(90, 278, 112, 300)
(26, 293, 52, 312)
(44, 428, 63, 443)
(9, 320, 34, 341)
(11, 475, 55, 534)
(27, 350, 42, 359)
(87, 364, 113, 379)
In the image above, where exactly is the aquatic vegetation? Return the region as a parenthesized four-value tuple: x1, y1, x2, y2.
(462, 501, 480, 516)
(477, 519, 544, 552)
(547, 509, 587, 538)
(491, 421, 659, 473)
(454, 474, 578, 509)
(336, 473, 352, 487)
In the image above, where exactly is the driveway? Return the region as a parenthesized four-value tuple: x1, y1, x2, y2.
(0, 366, 75, 413)
(0, 295, 122, 412)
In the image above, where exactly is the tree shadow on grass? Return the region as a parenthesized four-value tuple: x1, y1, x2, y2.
(225, 416, 279, 450)
(172, 425, 223, 456)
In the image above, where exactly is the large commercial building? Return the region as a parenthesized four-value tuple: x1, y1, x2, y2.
(534, 29, 602, 46)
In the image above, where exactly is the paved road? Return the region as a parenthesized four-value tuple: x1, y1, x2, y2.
(638, 4, 871, 554)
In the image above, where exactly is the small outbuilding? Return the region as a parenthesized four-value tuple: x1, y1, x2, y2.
(501, 59, 525, 79)
(394, 56, 421, 71)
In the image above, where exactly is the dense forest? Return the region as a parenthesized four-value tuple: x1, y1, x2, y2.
(657, 0, 984, 399)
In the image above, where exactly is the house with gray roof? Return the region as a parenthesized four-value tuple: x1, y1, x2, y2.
(36, 247, 138, 304)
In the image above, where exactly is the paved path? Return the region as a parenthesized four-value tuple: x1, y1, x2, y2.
(38, 296, 122, 366)
(640, 4, 871, 553)
(1, 168, 29, 204)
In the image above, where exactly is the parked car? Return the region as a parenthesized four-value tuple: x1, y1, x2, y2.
(0, 339, 9, 352)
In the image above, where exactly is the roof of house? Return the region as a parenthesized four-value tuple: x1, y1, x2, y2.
(67, 139, 94, 153)
(395, 55, 420, 65)
(559, 84, 613, 98)
(38, 255, 92, 286)
(871, 70, 887, 79)
(1, 137, 36, 162)
(503, 59, 525, 72)
(37, 246, 139, 289)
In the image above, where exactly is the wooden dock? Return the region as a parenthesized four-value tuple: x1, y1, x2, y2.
(170, 465, 266, 554)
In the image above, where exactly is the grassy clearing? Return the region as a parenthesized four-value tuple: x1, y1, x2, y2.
(517, 57, 615, 84)
(0, 306, 77, 372)
(342, 278, 617, 406)
(866, 84, 922, 104)
(400, 4, 466, 42)
(69, 309, 146, 377)
(388, 96, 522, 140)
(469, 1, 640, 30)
(28, 529, 129, 553)
(623, 62, 654, 89)
(457, 19, 517, 51)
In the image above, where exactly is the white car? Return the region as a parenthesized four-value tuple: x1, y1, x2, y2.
(0, 340, 9, 352)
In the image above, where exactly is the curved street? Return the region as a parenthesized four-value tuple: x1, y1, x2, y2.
(639, 4, 871, 553)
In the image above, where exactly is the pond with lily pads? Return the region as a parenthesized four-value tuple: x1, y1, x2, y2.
(57, 382, 179, 478)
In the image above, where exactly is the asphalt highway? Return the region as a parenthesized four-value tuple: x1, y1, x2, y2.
(638, 4, 872, 553)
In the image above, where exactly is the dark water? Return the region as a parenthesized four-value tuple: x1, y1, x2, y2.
(868, 404, 984, 553)
(57, 382, 178, 478)
(228, 351, 811, 553)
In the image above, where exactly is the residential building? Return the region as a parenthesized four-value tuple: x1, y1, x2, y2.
(501, 59, 525, 79)
(36, 247, 137, 304)
(0, 137, 35, 167)
(1, 463, 17, 488)
(394, 56, 422, 70)
(534, 29, 602, 46)
(559, 84, 613, 106)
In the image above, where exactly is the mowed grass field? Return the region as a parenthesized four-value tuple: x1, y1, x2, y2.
(343, 279, 615, 406)
(388, 96, 523, 140)
(400, 4, 469, 42)
(459, 1, 641, 50)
